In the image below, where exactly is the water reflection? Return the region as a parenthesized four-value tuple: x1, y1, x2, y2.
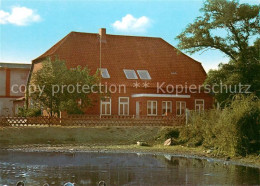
(0, 150, 259, 185)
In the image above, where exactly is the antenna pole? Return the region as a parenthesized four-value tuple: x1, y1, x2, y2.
(99, 34, 102, 118)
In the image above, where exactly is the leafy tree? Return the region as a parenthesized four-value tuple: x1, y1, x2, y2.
(29, 58, 100, 115)
(176, 0, 259, 104)
(177, 0, 259, 61)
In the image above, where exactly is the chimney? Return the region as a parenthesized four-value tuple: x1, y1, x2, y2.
(99, 28, 106, 43)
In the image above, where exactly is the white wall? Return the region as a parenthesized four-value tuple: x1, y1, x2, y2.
(10, 69, 29, 97)
(0, 98, 13, 116)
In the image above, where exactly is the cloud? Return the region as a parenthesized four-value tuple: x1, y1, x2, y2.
(112, 14, 151, 33)
(0, 6, 41, 26)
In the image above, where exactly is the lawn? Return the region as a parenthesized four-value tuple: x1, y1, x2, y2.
(0, 126, 177, 147)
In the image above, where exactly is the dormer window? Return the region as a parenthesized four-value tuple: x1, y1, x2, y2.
(137, 70, 151, 80)
(100, 68, 110, 78)
(123, 69, 138, 79)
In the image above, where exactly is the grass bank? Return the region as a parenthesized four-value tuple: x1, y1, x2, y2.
(0, 126, 175, 147)
(0, 126, 259, 167)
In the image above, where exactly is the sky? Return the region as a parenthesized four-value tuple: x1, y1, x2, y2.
(0, 0, 259, 72)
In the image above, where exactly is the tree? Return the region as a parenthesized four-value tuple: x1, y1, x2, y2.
(204, 39, 260, 105)
(176, 0, 260, 104)
(29, 58, 100, 115)
(177, 0, 259, 61)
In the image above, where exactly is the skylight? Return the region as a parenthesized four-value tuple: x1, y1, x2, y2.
(100, 68, 110, 78)
(123, 69, 138, 79)
(137, 70, 151, 80)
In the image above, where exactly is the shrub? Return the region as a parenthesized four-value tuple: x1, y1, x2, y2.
(18, 107, 42, 117)
(60, 100, 85, 115)
(164, 129, 180, 139)
(179, 95, 260, 156)
(215, 95, 260, 156)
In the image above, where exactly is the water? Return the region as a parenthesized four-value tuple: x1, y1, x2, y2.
(0, 150, 259, 185)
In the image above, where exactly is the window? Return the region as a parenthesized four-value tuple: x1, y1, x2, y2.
(176, 101, 186, 115)
(195, 99, 204, 112)
(119, 97, 129, 115)
(162, 101, 172, 115)
(123, 69, 138, 79)
(137, 70, 151, 80)
(100, 98, 111, 115)
(100, 68, 110, 78)
(147, 101, 157, 116)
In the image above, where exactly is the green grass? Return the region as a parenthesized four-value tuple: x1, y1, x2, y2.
(0, 126, 259, 167)
(0, 126, 179, 147)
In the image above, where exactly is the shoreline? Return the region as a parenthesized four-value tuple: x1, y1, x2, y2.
(1, 144, 260, 169)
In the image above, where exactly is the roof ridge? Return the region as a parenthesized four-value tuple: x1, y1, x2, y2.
(159, 38, 202, 64)
(70, 31, 161, 39)
(32, 32, 73, 62)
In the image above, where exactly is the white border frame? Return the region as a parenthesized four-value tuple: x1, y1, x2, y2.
(118, 97, 129, 116)
(147, 100, 157, 116)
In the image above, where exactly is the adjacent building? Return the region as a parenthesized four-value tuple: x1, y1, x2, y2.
(0, 62, 31, 116)
(29, 28, 213, 117)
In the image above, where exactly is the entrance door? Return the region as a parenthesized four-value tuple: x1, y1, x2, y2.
(136, 101, 140, 118)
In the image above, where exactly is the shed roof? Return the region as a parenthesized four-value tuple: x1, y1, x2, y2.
(0, 62, 31, 69)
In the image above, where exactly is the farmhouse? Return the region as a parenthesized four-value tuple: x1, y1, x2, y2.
(29, 28, 213, 116)
(0, 62, 31, 116)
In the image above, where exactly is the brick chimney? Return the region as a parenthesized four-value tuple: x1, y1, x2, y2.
(99, 28, 106, 43)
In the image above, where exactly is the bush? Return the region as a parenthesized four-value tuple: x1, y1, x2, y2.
(179, 95, 260, 156)
(18, 107, 42, 117)
(60, 100, 85, 115)
(164, 129, 180, 139)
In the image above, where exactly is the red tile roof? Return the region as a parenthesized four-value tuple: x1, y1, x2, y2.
(32, 31, 207, 88)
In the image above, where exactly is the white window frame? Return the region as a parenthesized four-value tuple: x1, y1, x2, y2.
(162, 101, 172, 116)
(195, 99, 204, 112)
(123, 69, 138, 79)
(100, 68, 110, 78)
(147, 100, 157, 116)
(176, 101, 186, 116)
(100, 98, 111, 115)
(118, 97, 129, 115)
(137, 70, 151, 80)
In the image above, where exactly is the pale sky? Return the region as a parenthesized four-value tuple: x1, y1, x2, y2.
(0, 0, 259, 72)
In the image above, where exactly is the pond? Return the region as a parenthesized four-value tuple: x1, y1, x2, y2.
(0, 150, 259, 185)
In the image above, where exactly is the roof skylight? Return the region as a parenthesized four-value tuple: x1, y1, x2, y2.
(137, 70, 151, 80)
(123, 69, 138, 79)
(100, 68, 110, 78)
